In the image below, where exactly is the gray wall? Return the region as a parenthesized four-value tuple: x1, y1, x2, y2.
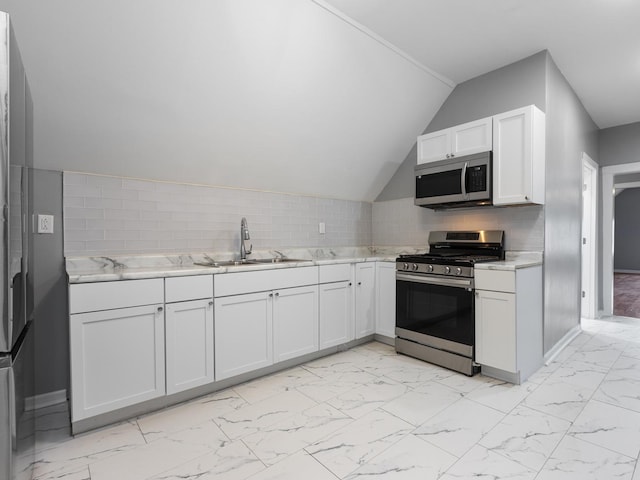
(32, 169, 68, 396)
(614, 188, 640, 271)
(376, 50, 547, 202)
(374, 50, 599, 355)
(543, 55, 599, 351)
(599, 122, 640, 166)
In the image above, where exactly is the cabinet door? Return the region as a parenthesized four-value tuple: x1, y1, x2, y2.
(354, 263, 376, 339)
(417, 129, 451, 164)
(492, 105, 545, 205)
(165, 299, 214, 395)
(475, 290, 516, 372)
(375, 262, 396, 338)
(451, 117, 492, 157)
(214, 292, 273, 381)
(273, 285, 319, 363)
(70, 304, 165, 422)
(319, 281, 353, 349)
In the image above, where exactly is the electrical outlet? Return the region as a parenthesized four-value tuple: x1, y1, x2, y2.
(37, 214, 54, 234)
(319, 222, 326, 234)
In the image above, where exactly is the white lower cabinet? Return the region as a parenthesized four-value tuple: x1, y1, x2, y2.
(70, 304, 166, 422)
(273, 285, 319, 362)
(214, 286, 319, 380)
(375, 262, 396, 338)
(475, 290, 517, 371)
(319, 280, 353, 349)
(164, 275, 214, 395)
(214, 292, 273, 381)
(354, 263, 376, 339)
(319, 263, 354, 349)
(165, 299, 214, 395)
(214, 266, 320, 381)
(474, 265, 543, 383)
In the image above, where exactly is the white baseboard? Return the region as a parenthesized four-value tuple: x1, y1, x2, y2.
(25, 389, 67, 411)
(544, 324, 582, 365)
(614, 269, 640, 274)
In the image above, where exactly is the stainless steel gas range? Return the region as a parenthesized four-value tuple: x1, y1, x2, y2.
(395, 230, 504, 375)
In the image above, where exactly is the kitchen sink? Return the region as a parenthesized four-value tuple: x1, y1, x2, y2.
(193, 258, 307, 268)
(250, 258, 307, 264)
(193, 259, 254, 267)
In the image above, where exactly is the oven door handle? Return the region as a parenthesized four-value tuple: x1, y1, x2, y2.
(396, 273, 473, 289)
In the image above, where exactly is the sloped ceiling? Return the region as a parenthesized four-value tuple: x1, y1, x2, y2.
(2, 0, 453, 201)
(322, 0, 640, 130)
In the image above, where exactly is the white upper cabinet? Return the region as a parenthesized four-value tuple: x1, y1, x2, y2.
(417, 117, 492, 164)
(492, 105, 545, 205)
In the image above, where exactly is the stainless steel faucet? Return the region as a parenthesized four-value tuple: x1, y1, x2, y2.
(240, 217, 252, 260)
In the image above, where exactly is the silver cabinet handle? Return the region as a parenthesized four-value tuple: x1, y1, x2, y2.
(275, 292, 280, 297)
(461, 162, 468, 197)
(208, 301, 214, 306)
(269, 293, 273, 298)
(157, 306, 164, 313)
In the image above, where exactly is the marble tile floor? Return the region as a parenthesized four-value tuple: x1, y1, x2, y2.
(33, 316, 640, 480)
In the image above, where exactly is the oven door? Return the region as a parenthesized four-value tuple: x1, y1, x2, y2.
(395, 272, 475, 357)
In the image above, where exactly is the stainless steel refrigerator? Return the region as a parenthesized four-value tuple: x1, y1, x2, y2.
(0, 12, 35, 480)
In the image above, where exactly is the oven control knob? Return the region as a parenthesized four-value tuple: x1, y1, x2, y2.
(444, 266, 451, 274)
(427, 265, 434, 273)
(403, 263, 409, 271)
(456, 267, 462, 275)
(412, 263, 419, 271)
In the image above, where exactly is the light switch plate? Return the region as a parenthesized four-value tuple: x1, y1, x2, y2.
(319, 222, 326, 234)
(37, 214, 54, 234)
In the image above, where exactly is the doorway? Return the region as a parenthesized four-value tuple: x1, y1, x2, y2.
(602, 161, 640, 316)
(581, 154, 597, 319)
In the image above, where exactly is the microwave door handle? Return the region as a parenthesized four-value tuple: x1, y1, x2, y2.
(461, 162, 468, 197)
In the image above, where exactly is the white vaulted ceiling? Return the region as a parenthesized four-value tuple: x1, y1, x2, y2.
(3, 0, 639, 202)
(2, 0, 452, 201)
(322, 0, 640, 129)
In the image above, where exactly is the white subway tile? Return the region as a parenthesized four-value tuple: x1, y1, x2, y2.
(64, 184, 101, 198)
(65, 230, 104, 242)
(104, 209, 140, 220)
(84, 175, 123, 189)
(122, 178, 157, 191)
(64, 207, 104, 219)
(84, 197, 123, 209)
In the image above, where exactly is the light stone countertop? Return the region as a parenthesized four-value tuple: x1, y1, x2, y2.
(66, 246, 425, 284)
(67, 248, 544, 283)
(474, 251, 543, 271)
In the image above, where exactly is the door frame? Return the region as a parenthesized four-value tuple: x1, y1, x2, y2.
(581, 154, 598, 319)
(602, 161, 640, 315)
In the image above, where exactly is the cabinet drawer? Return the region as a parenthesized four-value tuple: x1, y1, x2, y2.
(165, 275, 213, 303)
(215, 266, 319, 297)
(319, 263, 351, 283)
(475, 269, 515, 293)
(69, 278, 164, 314)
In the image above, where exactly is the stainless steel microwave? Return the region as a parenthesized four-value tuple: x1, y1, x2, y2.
(415, 151, 492, 209)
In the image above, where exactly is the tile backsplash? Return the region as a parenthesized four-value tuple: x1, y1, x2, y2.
(372, 197, 544, 251)
(63, 173, 372, 256)
(63, 173, 544, 257)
